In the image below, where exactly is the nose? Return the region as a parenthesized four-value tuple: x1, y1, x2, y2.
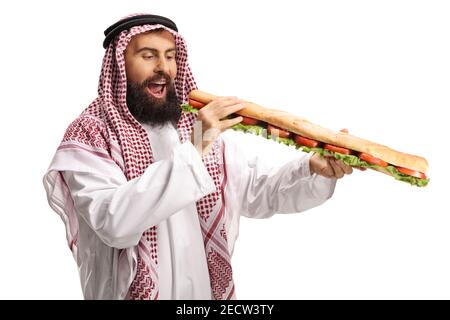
(154, 57, 170, 75)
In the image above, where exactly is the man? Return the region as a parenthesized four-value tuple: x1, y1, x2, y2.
(43, 14, 353, 300)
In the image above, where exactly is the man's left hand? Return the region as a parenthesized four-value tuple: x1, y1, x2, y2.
(309, 153, 353, 179)
(309, 128, 353, 179)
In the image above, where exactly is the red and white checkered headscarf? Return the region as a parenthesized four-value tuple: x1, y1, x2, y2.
(46, 17, 235, 300)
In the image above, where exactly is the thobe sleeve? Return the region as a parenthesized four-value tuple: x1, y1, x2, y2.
(62, 142, 216, 249)
(222, 133, 337, 219)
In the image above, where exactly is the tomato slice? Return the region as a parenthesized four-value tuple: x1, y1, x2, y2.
(396, 167, 427, 179)
(294, 135, 320, 148)
(267, 124, 291, 138)
(241, 116, 260, 126)
(188, 99, 206, 109)
(359, 152, 388, 167)
(324, 144, 352, 155)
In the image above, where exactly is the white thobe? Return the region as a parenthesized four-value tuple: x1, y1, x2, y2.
(58, 123, 336, 300)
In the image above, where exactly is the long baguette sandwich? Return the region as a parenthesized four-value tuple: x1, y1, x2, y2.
(182, 90, 429, 187)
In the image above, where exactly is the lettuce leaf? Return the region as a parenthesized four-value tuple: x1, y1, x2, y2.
(181, 104, 199, 113)
(301, 146, 429, 187)
(384, 166, 429, 187)
(232, 123, 268, 136)
(180, 104, 429, 187)
(267, 135, 297, 147)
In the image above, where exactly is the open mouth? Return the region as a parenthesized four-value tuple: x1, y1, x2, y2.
(147, 82, 167, 99)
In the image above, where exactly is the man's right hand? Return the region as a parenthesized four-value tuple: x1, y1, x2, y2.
(191, 97, 245, 156)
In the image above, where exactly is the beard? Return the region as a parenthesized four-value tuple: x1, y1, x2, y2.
(126, 73, 181, 127)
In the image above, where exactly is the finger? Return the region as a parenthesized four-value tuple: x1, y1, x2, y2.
(209, 96, 244, 108)
(340, 128, 349, 133)
(215, 102, 246, 119)
(216, 96, 243, 101)
(198, 99, 244, 122)
(329, 158, 345, 178)
(321, 165, 335, 178)
(316, 163, 334, 178)
(201, 97, 239, 112)
(219, 116, 244, 131)
(335, 159, 353, 175)
(317, 158, 336, 178)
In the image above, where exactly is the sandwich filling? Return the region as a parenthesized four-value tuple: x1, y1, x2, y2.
(181, 103, 429, 187)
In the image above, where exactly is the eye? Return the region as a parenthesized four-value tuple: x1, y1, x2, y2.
(143, 55, 154, 60)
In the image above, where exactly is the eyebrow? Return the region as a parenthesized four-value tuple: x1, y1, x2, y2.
(136, 47, 176, 54)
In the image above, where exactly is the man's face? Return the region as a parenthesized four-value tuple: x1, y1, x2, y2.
(124, 30, 180, 126)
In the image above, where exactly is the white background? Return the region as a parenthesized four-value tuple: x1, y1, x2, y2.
(0, 0, 449, 299)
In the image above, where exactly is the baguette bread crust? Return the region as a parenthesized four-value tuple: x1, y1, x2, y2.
(189, 90, 428, 173)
